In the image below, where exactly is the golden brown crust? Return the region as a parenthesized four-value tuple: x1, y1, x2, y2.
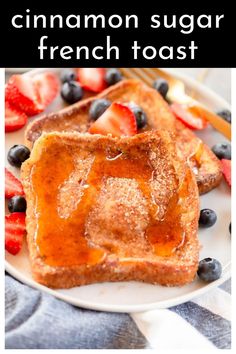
(25, 79, 176, 144)
(174, 120, 222, 194)
(21, 131, 200, 289)
(25, 79, 222, 195)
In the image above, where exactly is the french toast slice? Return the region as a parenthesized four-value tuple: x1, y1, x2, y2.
(21, 131, 199, 289)
(25, 79, 222, 195)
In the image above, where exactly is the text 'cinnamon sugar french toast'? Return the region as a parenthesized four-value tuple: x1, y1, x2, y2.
(25, 79, 222, 194)
(21, 131, 200, 289)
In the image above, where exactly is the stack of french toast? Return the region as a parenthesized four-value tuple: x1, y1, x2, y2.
(16, 74, 223, 289)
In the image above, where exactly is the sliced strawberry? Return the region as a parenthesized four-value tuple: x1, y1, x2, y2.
(221, 159, 231, 187)
(33, 72, 59, 107)
(5, 212, 26, 255)
(5, 74, 43, 116)
(5, 168, 24, 199)
(171, 103, 208, 130)
(5, 101, 27, 133)
(77, 68, 107, 93)
(89, 102, 137, 137)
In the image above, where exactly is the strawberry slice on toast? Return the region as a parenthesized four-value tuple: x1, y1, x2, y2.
(89, 102, 137, 137)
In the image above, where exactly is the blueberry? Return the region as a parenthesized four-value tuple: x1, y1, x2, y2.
(212, 142, 231, 160)
(105, 69, 122, 86)
(199, 209, 217, 228)
(7, 145, 30, 168)
(153, 79, 169, 98)
(8, 196, 27, 213)
(217, 109, 231, 124)
(60, 69, 77, 84)
(229, 222, 231, 234)
(128, 103, 147, 129)
(61, 81, 84, 104)
(89, 99, 111, 121)
(197, 258, 222, 282)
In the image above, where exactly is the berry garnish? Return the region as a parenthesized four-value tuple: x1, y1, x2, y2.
(77, 68, 107, 93)
(128, 103, 147, 129)
(221, 159, 231, 186)
(197, 258, 222, 282)
(171, 103, 208, 130)
(89, 99, 111, 121)
(7, 145, 31, 168)
(153, 79, 169, 98)
(5, 101, 27, 133)
(61, 81, 84, 104)
(5, 74, 43, 116)
(60, 69, 77, 83)
(105, 68, 122, 86)
(199, 209, 217, 228)
(217, 109, 231, 124)
(89, 102, 137, 137)
(5, 168, 24, 199)
(5, 212, 26, 255)
(212, 143, 231, 160)
(8, 196, 27, 213)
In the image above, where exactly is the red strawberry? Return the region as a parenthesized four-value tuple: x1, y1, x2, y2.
(221, 159, 231, 187)
(171, 103, 208, 130)
(5, 101, 28, 132)
(77, 68, 107, 93)
(5, 212, 26, 255)
(5, 75, 43, 116)
(5, 168, 24, 199)
(33, 72, 59, 107)
(89, 102, 137, 137)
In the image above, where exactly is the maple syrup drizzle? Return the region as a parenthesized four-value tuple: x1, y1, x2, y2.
(32, 140, 185, 267)
(188, 140, 203, 168)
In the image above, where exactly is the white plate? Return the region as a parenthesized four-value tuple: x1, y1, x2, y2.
(5, 68, 231, 313)
(5, 68, 34, 73)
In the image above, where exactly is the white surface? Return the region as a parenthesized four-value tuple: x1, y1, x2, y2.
(170, 68, 231, 103)
(5, 68, 33, 73)
(5, 68, 231, 312)
(131, 309, 215, 349)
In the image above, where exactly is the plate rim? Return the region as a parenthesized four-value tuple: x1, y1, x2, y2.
(5, 260, 231, 313)
(5, 68, 231, 312)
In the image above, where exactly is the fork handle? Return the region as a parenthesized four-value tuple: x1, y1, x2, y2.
(187, 104, 231, 141)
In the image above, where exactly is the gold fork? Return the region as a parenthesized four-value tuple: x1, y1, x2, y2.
(120, 68, 231, 140)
